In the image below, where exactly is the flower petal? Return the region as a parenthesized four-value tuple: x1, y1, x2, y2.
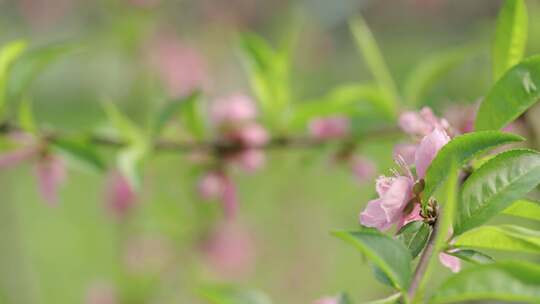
(414, 128, 450, 179)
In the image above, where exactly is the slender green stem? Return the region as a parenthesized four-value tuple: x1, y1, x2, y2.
(407, 218, 439, 301)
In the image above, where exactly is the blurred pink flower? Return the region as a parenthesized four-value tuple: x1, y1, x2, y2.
(198, 171, 238, 218)
(233, 149, 265, 173)
(351, 156, 376, 183)
(0, 146, 38, 169)
(201, 221, 256, 278)
(85, 282, 117, 304)
(236, 123, 269, 147)
(393, 143, 417, 165)
(309, 116, 350, 140)
(211, 94, 258, 125)
(18, 0, 74, 29)
(104, 171, 137, 219)
(146, 34, 208, 97)
(313, 296, 339, 304)
(399, 107, 449, 138)
(439, 252, 461, 273)
(414, 128, 450, 179)
(34, 155, 66, 206)
(198, 171, 226, 200)
(443, 103, 476, 135)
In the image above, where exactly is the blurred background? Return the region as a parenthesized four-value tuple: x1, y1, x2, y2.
(0, 0, 540, 303)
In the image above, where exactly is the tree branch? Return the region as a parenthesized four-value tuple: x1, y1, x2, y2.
(0, 121, 400, 153)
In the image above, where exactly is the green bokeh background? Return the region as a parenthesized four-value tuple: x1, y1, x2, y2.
(0, 0, 540, 303)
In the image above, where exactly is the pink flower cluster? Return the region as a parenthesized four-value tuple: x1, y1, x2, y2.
(197, 94, 268, 218)
(104, 170, 137, 220)
(360, 107, 461, 272)
(309, 116, 376, 183)
(0, 132, 66, 205)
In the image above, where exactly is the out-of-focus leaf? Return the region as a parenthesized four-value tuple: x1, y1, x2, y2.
(151, 91, 203, 138)
(422, 131, 523, 206)
(17, 98, 36, 134)
(288, 84, 394, 130)
(396, 221, 431, 258)
(447, 249, 494, 265)
(476, 55, 540, 131)
(337, 292, 353, 304)
(0, 40, 27, 117)
(239, 33, 290, 127)
(7, 42, 74, 102)
(365, 293, 401, 304)
(492, 0, 528, 81)
(454, 225, 540, 254)
(199, 286, 272, 304)
(431, 261, 540, 303)
(456, 149, 540, 234)
(333, 228, 412, 291)
(502, 199, 540, 221)
(103, 102, 148, 189)
(179, 91, 206, 139)
(51, 137, 106, 173)
(404, 46, 474, 106)
(350, 17, 400, 107)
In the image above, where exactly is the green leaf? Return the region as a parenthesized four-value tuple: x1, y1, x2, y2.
(7, 42, 74, 103)
(332, 228, 412, 291)
(365, 293, 401, 304)
(502, 199, 540, 221)
(199, 286, 272, 304)
(350, 17, 400, 107)
(423, 131, 524, 205)
(51, 138, 106, 173)
(492, 0, 528, 81)
(446, 249, 494, 265)
(454, 225, 540, 254)
(404, 46, 474, 106)
(396, 221, 431, 258)
(431, 261, 540, 303)
(337, 292, 353, 304)
(239, 33, 290, 126)
(476, 55, 540, 131)
(17, 98, 36, 134)
(151, 91, 203, 138)
(0, 40, 27, 117)
(288, 84, 394, 130)
(179, 91, 206, 139)
(103, 102, 149, 189)
(456, 149, 540, 234)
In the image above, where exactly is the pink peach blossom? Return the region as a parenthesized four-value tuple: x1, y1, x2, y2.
(211, 94, 257, 125)
(105, 171, 137, 219)
(34, 155, 66, 205)
(439, 252, 461, 273)
(201, 221, 256, 278)
(414, 128, 450, 179)
(309, 116, 350, 140)
(146, 34, 208, 97)
(393, 143, 417, 165)
(360, 176, 414, 231)
(313, 296, 339, 304)
(233, 149, 265, 173)
(0, 146, 38, 169)
(236, 123, 269, 147)
(85, 282, 117, 304)
(351, 156, 376, 182)
(198, 171, 226, 201)
(399, 107, 448, 137)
